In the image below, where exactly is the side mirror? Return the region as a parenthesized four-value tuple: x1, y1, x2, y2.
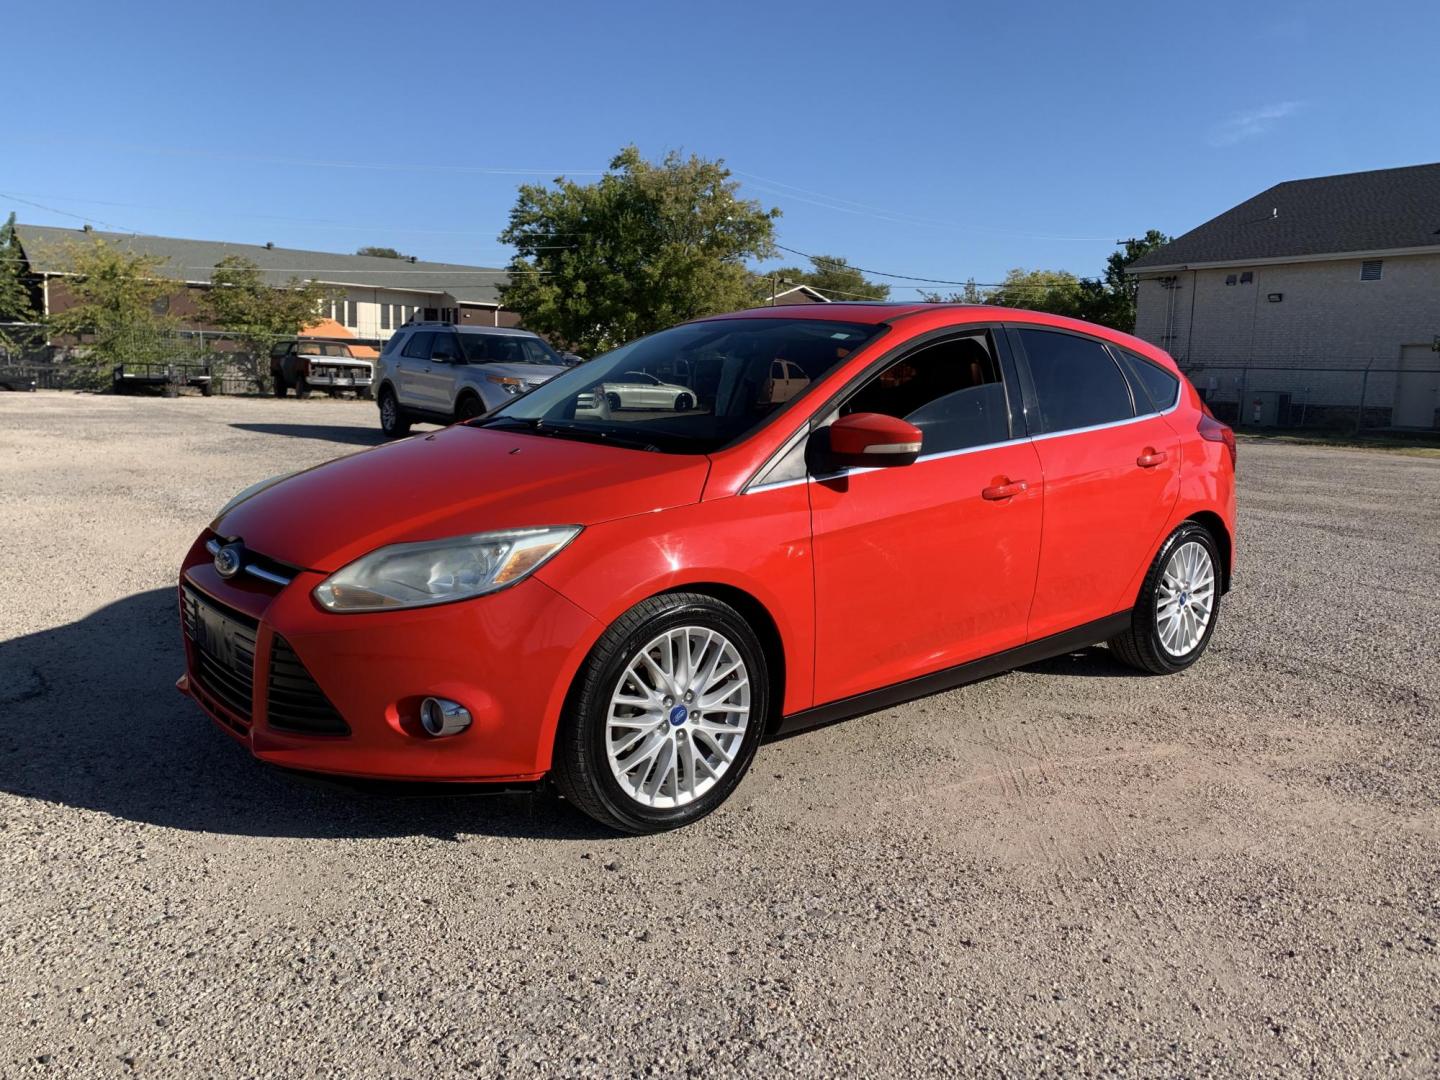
(819, 412, 923, 469)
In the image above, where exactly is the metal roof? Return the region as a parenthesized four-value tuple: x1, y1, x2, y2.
(15, 224, 509, 305)
(1131, 162, 1440, 272)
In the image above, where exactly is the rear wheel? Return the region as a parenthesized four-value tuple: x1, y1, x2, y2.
(272, 379, 288, 398)
(378, 387, 411, 438)
(1108, 521, 1221, 674)
(553, 592, 768, 833)
(606, 391, 622, 411)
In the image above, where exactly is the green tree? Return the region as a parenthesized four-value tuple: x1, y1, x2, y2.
(1097, 229, 1169, 332)
(198, 255, 331, 391)
(356, 246, 411, 260)
(986, 268, 1095, 318)
(0, 213, 38, 349)
(45, 238, 183, 387)
(499, 146, 780, 354)
(919, 279, 986, 304)
(770, 254, 889, 302)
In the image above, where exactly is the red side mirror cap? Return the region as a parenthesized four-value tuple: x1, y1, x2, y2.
(825, 412, 924, 467)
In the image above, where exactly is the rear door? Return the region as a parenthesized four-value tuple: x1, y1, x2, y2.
(394, 331, 434, 408)
(1008, 326, 1181, 641)
(808, 328, 1044, 704)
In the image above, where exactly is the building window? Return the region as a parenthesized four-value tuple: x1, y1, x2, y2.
(1360, 259, 1383, 281)
(380, 303, 391, 331)
(1224, 274, 1238, 286)
(1239, 271, 1253, 284)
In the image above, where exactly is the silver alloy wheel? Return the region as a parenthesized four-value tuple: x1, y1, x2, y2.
(380, 393, 397, 429)
(605, 626, 750, 809)
(1156, 540, 1216, 657)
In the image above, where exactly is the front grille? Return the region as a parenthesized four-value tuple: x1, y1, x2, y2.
(181, 587, 257, 724)
(267, 636, 349, 735)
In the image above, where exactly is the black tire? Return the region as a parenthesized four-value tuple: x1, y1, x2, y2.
(201, 381, 214, 398)
(378, 386, 411, 438)
(1108, 521, 1222, 675)
(674, 393, 694, 411)
(295, 379, 313, 400)
(455, 393, 484, 421)
(553, 592, 769, 834)
(606, 391, 622, 411)
(273, 379, 288, 398)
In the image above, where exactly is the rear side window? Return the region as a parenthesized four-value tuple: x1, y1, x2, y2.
(1114, 348, 1181, 413)
(841, 332, 1010, 455)
(1017, 329, 1134, 434)
(401, 331, 434, 359)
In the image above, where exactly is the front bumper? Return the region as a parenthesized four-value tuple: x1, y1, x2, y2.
(177, 535, 601, 781)
(305, 372, 373, 388)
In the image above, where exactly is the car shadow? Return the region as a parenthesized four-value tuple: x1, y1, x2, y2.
(1019, 646, 1134, 679)
(230, 423, 390, 447)
(0, 589, 614, 841)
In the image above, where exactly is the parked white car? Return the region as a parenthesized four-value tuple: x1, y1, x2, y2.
(375, 324, 570, 436)
(602, 371, 696, 411)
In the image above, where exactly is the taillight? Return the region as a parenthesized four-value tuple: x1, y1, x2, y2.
(1198, 404, 1236, 467)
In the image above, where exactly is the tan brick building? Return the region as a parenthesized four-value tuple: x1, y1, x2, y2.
(1130, 163, 1440, 429)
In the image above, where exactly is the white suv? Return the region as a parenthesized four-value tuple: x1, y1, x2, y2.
(375, 324, 571, 437)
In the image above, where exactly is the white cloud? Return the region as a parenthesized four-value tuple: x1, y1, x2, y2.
(1208, 101, 1305, 147)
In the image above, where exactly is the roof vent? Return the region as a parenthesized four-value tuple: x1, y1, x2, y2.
(1360, 259, 1383, 281)
(265, 241, 274, 250)
(81, 223, 93, 232)
(408, 255, 417, 263)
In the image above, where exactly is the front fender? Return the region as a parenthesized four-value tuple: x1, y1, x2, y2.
(534, 486, 816, 721)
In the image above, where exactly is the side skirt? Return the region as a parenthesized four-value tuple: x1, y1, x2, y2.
(774, 611, 1133, 739)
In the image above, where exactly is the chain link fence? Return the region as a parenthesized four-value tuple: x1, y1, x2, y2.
(1175, 355, 1440, 434)
(1, 323, 263, 395)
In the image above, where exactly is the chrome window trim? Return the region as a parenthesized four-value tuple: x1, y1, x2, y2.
(743, 399, 1179, 493)
(1029, 398, 1180, 443)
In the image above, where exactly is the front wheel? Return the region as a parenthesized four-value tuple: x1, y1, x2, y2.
(455, 394, 484, 421)
(378, 387, 411, 438)
(1108, 521, 1222, 674)
(674, 393, 694, 411)
(295, 379, 313, 400)
(553, 592, 768, 833)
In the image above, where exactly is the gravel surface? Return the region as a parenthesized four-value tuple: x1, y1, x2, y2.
(2, 391, 1438, 1078)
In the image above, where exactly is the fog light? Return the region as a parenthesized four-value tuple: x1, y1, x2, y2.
(419, 697, 472, 737)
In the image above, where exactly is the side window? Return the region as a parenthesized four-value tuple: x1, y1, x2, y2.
(430, 334, 463, 362)
(840, 332, 1010, 455)
(1017, 329, 1134, 434)
(401, 331, 434, 360)
(1114, 348, 1181, 414)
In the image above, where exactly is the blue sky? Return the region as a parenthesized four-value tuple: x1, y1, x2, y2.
(7, 1, 1438, 293)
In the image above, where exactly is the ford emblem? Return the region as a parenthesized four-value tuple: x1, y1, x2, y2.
(214, 543, 244, 579)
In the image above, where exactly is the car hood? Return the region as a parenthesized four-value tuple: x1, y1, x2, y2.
(216, 425, 711, 572)
(475, 362, 567, 383)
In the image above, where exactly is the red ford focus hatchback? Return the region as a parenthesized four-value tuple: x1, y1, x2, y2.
(179, 304, 1236, 832)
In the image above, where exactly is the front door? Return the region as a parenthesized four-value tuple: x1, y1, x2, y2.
(1009, 327, 1181, 641)
(809, 329, 1044, 705)
(1395, 345, 1439, 429)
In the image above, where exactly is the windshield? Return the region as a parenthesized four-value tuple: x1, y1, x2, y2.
(474, 318, 883, 453)
(459, 333, 560, 366)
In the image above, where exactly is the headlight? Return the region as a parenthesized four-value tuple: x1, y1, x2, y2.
(211, 472, 295, 527)
(313, 526, 581, 612)
(486, 375, 524, 395)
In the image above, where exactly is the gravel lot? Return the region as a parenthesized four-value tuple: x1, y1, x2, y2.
(2, 391, 1438, 1077)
